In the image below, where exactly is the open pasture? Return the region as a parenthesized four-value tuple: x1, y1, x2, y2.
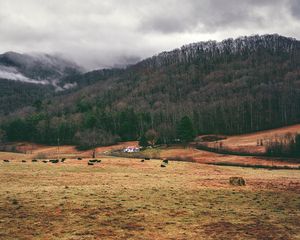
(205, 124, 300, 154)
(0, 154, 299, 240)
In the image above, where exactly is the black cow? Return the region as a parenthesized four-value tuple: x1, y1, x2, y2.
(50, 159, 59, 163)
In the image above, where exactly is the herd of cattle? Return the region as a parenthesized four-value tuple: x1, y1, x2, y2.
(2, 157, 170, 167)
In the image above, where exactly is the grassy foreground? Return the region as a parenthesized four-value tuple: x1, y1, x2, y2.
(0, 156, 299, 240)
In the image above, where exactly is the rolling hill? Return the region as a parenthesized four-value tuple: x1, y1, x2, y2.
(1, 34, 300, 147)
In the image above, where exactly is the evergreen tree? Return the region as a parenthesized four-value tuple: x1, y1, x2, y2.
(294, 134, 300, 157)
(0, 129, 6, 144)
(177, 116, 196, 143)
(139, 135, 148, 147)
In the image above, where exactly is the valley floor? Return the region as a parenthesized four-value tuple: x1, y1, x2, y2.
(0, 153, 299, 239)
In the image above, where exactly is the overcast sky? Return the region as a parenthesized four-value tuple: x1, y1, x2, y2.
(0, 0, 299, 70)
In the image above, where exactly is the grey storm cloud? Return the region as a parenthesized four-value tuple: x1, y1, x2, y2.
(140, 0, 288, 33)
(290, 0, 300, 19)
(0, 0, 299, 70)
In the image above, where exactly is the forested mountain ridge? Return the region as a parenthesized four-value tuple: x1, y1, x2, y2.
(0, 52, 86, 114)
(135, 34, 299, 69)
(1, 34, 300, 147)
(0, 52, 84, 86)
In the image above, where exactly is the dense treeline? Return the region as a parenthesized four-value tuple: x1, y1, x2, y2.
(1, 34, 300, 147)
(266, 133, 300, 157)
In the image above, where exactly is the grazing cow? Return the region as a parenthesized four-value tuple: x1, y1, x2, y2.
(97, 160, 101, 163)
(141, 159, 145, 162)
(3, 160, 9, 162)
(77, 157, 82, 160)
(61, 158, 66, 162)
(42, 160, 48, 163)
(88, 162, 94, 166)
(32, 159, 38, 162)
(21, 160, 26, 163)
(89, 159, 97, 163)
(145, 157, 150, 160)
(160, 164, 166, 167)
(50, 159, 59, 163)
(162, 159, 169, 164)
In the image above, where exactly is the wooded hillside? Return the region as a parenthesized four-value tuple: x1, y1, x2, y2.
(1, 34, 300, 146)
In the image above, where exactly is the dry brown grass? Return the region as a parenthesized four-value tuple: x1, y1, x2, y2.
(13, 141, 138, 159)
(158, 146, 300, 167)
(204, 124, 300, 154)
(0, 152, 299, 239)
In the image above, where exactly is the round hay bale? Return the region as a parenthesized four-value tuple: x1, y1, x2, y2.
(229, 177, 246, 186)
